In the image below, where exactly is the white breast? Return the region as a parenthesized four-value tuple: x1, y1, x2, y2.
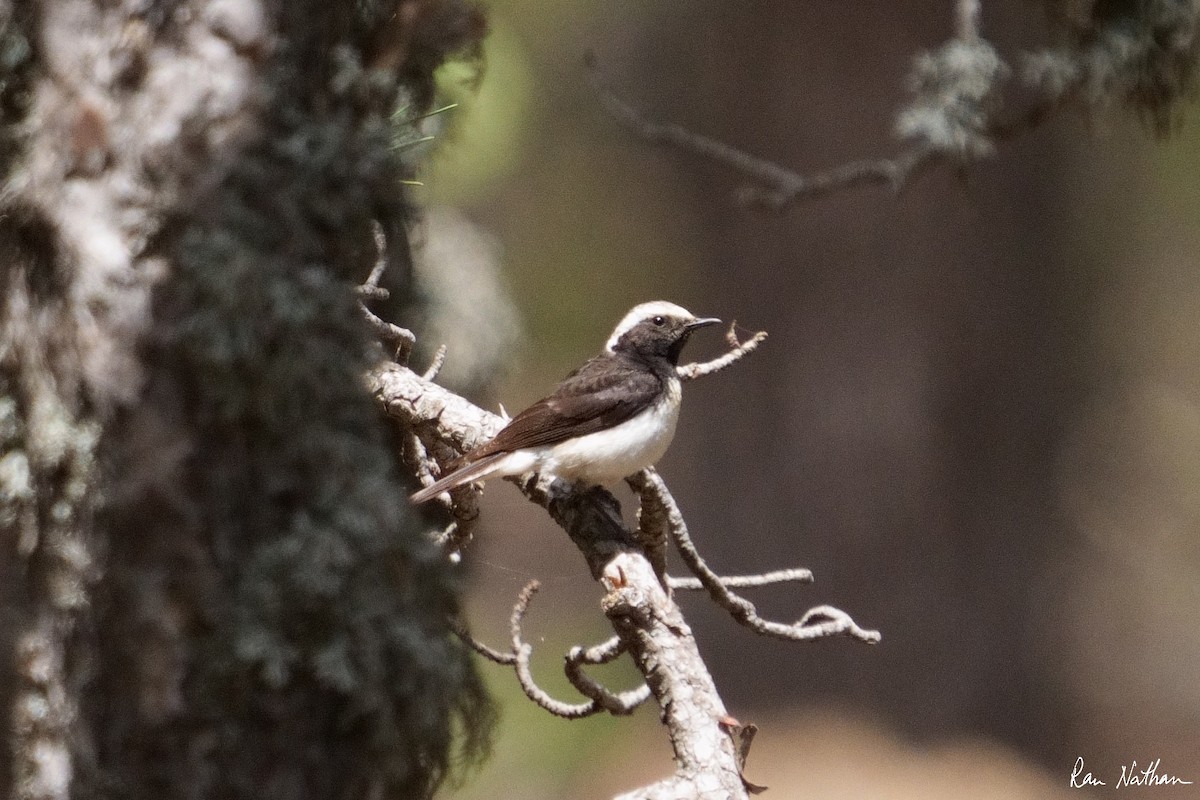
(535, 377, 682, 485)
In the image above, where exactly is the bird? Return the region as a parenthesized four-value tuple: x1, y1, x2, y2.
(411, 301, 720, 504)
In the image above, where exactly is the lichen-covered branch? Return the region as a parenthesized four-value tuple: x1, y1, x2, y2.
(586, 51, 941, 210)
(3, 2, 495, 798)
(589, 2, 1200, 209)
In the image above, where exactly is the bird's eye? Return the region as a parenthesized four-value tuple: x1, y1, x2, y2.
(652, 315, 665, 326)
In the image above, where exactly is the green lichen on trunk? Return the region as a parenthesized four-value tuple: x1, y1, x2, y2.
(1, 0, 491, 798)
(87, 3, 492, 798)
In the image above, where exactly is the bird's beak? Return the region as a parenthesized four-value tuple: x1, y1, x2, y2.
(686, 317, 721, 331)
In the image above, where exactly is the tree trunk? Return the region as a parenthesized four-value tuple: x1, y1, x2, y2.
(0, 1, 490, 798)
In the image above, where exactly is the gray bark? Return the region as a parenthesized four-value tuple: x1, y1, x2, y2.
(0, 1, 491, 798)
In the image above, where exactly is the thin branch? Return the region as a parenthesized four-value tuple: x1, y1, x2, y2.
(358, 221, 415, 360)
(450, 618, 516, 665)
(359, 300, 415, 360)
(405, 430, 480, 554)
(586, 52, 938, 210)
(508, 581, 612, 719)
(356, 284, 389, 300)
(401, 430, 439, 496)
(677, 322, 768, 381)
(565, 637, 652, 715)
(365, 220, 389, 291)
(633, 469, 881, 645)
(587, 4, 1135, 216)
(955, 0, 982, 41)
(422, 344, 448, 381)
(452, 598, 645, 718)
(628, 474, 670, 589)
(438, 498, 480, 556)
(454, 583, 652, 717)
(668, 568, 812, 591)
(567, 634, 625, 665)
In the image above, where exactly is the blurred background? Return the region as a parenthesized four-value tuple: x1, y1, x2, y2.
(411, 1, 1200, 797)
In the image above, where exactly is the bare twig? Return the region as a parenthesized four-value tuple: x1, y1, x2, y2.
(565, 637, 652, 715)
(508, 582, 598, 718)
(456, 581, 652, 718)
(359, 301, 415, 360)
(359, 221, 415, 360)
(567, 634, 625, 665)
(508, 581, 646, 719)
(955, 0, 982, 41)
(422, 344, 448, 381)
(627, 473, 671, 589)
(453, 599, 648, 715)
(402, 430, 479, 555)
(365, 220, 389, 291)
(586, 51, 939, 210)
(677, 322, 768, 381)
(444, 497, 480, 555)
(633, 469, 881, 645)
(356, 284, 389, 300)
(669, 568, 812, 591)
(401, 430, 439, 494)
(450, 618, 516, 665)
(588, 0, 1174, 216)
(406, 430, 481, 554)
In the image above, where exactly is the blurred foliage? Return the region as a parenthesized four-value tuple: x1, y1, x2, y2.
(420, 4, 699, 386)
(423, 16, 534, 201)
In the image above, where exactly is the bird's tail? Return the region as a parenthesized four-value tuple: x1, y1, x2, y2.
(410, 452, 506, 504)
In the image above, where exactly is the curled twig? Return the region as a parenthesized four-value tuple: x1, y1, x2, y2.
(565, 636, 652, 715)
(360, 301, 416, 360)
(487, 581, 653, 719)
(633, 470, 880, 645)
(677, 323, 767, 382)
(508, 582, 598, 718)
(422, 344, 448, 381)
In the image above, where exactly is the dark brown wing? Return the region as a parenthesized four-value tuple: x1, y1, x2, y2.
(463, 355, 663, 461)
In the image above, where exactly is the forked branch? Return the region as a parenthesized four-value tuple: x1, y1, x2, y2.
(629, 469, 881, 645)
(588, 1, 1198, 211)
(371, 312, 875, 799)
(451, 580, 651, 719)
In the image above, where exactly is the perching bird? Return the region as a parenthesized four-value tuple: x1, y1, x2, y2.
(411, 301, 720, 504)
